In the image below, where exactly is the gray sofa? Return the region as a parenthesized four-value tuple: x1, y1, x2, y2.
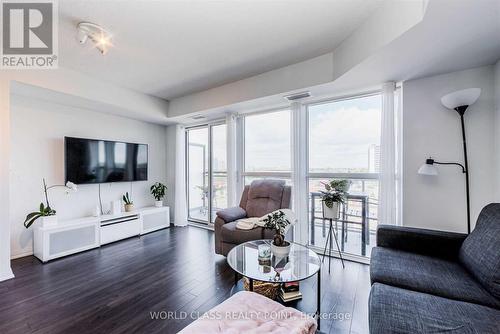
(369, 203, 500, 333)
(214, 179, 291, 256)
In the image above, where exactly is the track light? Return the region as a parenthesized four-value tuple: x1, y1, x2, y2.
(77, 22, 112, 55)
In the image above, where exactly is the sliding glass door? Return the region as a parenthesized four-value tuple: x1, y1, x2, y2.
(186, 123, 227, 224)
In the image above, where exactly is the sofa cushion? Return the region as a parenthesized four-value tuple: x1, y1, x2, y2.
(369, 283, 500, 334)
(220, 222, 274, 245)
(459, 203, 500, 299)
(245, 180, 285, 217)
(371, 247, 500, 309)
(216, 206, 247, 223)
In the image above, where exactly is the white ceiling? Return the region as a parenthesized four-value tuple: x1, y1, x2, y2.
(58, 0, 383, 99)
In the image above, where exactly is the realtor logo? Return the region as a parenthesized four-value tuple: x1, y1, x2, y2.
(1, 0, 58, 69)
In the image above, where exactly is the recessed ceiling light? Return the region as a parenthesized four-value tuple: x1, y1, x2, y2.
(77, 22, 112, 55)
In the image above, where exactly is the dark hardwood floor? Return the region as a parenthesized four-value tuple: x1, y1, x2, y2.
(0, 226, 371, 334)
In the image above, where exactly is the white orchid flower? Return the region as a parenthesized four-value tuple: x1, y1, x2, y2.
(66, 181, 78, 191)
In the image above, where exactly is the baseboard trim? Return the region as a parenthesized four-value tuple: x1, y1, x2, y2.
(11, 251, 34, 260)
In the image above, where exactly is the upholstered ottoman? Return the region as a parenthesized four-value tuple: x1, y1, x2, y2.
(179, 291, 317, 334)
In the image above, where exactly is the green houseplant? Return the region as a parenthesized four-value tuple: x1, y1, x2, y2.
(262, 210, 291, 257)
(150, 182, 167, 207)
(123, 192, 134, 212)
(319, 179, 349, 219)
(23, 179, 77, 228)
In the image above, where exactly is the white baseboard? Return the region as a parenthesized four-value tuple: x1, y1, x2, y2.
(11, 251, 34, 260)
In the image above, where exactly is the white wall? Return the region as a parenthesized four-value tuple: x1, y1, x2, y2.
(9, 95, 168, 258)
(403, 65, 495, 233)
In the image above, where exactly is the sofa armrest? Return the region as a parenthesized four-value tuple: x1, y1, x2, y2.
(216, 206, 247, 223)
(376, 225, 467, 260)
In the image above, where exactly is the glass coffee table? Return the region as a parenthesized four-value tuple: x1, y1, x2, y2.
(227, 240, 322, 328)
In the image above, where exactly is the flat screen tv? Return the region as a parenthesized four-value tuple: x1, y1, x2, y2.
(65, 137, 148, 184)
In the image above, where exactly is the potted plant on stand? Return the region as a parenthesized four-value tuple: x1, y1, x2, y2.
(262, 210, 292, 258)
(320, 179, 349, 219)
(123, 192, 134, 212)
(23, 179, 78, 228)
(150, 182, 167, 207)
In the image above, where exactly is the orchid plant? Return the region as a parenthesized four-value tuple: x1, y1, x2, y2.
(23, 179, 78, 228)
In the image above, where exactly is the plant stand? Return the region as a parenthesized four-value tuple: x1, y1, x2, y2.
(321, 218, 345, 273)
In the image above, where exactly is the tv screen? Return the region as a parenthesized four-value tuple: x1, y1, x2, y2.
(65, 137, 148, 184)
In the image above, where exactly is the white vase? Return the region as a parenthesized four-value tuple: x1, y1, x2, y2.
(271, 241, 291, 258)
(40, 215, 58, 228)
(322, 201, 340, 220)
(154, 200, 163, 208)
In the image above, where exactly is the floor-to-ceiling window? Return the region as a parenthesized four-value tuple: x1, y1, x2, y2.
(242, 109, 292, 185)
(307, 94, 382, 258)
(186, 123, 227, 224)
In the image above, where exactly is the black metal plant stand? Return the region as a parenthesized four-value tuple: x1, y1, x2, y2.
(321, 218, 345, 273)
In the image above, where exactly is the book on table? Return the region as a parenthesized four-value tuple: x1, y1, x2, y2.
(282, 281, 300, 292)
(280, 282, 302, 302)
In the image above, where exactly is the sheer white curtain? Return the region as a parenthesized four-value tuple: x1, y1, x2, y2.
(378, 82, 402, 226)
(290, 102, 309, 243)
(226, 113, 239, 207)
(174, 124, 188, 226)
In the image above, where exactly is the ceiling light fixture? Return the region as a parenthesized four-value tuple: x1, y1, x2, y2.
(77, 22, 112, 55)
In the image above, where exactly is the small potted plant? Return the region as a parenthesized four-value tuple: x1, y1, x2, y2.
(150, 182, 167, 207)
(262, 210, 291, 257)
(23, 179, 78, 228)
(320, 179, 349, 219)
(123, 192, 134, 212)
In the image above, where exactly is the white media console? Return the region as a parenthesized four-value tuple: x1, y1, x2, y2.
(33, 206, 170, 262)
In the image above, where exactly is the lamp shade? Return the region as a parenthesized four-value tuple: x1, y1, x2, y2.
(441, 88, 481, 110)
(418, 163, 438, 175)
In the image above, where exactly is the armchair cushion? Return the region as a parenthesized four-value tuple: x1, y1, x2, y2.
(376, 225, 467, 261)
(245, 179, 285, 217)
(216, 206, 247, 223)
(459, 203, 500, 299)
(221, 222, 274, 244)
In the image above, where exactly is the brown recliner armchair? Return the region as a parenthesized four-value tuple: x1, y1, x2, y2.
(214, 179, 291, 256)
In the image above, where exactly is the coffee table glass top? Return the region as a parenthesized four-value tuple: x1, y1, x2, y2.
(227, 240, 321, 283)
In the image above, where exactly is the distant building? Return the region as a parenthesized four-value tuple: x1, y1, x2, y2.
(368, 144, 380, 173)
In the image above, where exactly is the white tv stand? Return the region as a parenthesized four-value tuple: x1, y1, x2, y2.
(33, 206, 170, 262)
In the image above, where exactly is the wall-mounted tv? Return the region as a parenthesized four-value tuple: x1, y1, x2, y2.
(65, 137, 148, 184)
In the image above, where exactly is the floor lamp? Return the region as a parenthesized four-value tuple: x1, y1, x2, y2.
(418, 88, 481, 234)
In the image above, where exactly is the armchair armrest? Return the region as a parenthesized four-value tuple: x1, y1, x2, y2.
(376, 225, 467, 260)
(216, 206, 247, 224)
